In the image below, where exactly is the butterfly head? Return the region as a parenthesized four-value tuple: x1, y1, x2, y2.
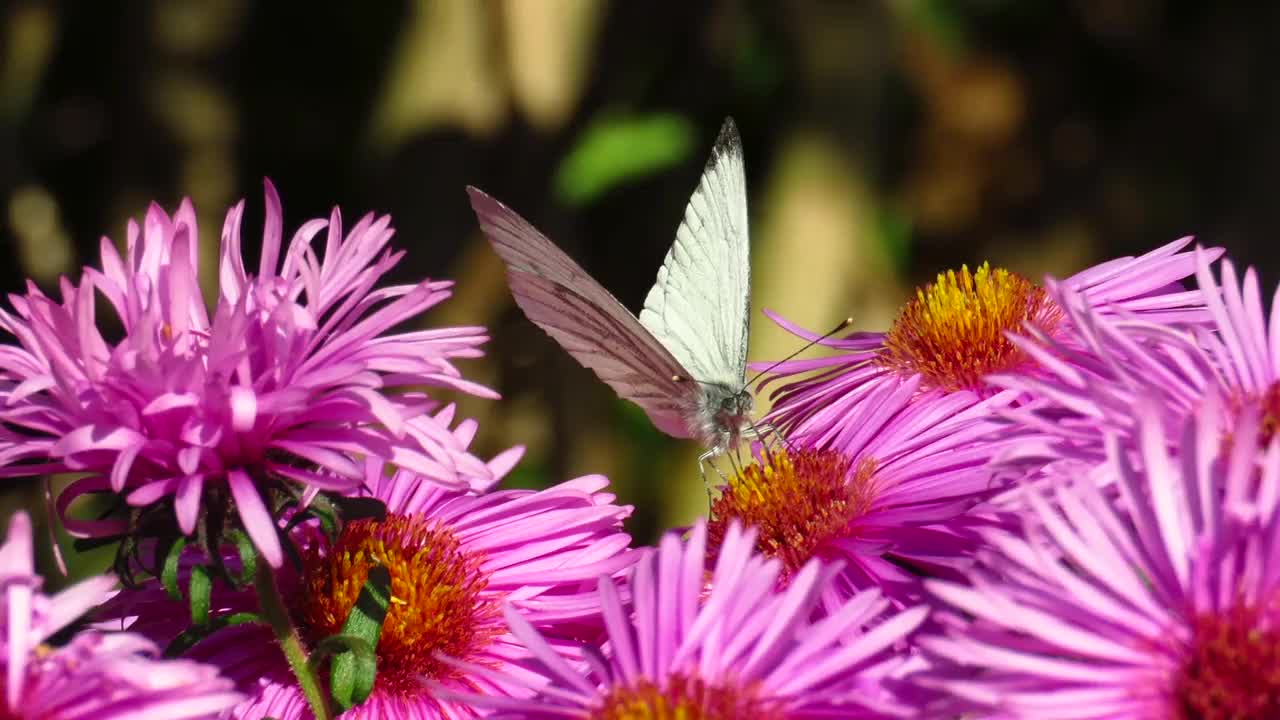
(694, 382, 754, 453)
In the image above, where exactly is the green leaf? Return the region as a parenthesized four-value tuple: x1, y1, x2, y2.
(188, 564, 212, 626)
(327, 565, 390, 710)
(164, 612, 264, 657)
(161, 537, 188, 602)
(554, 112, 696, 206)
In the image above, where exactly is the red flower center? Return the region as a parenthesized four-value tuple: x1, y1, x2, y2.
(1174, 602, 1280, 720)
(877, 263, 1062, 392)
(708, 449, 875, 581)
(592, 674, 785, 720)
(1257, 383, 1280, 448)
(296, 513, 502, 697)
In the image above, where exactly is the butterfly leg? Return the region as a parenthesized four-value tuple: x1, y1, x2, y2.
(759, 422, 791, 453)
(698, 448, 729, 509)
(743, 417, 789, 458)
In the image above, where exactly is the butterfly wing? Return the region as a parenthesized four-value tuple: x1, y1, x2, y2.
(467, 187, 699, 439)
(638, 118, 751, 390)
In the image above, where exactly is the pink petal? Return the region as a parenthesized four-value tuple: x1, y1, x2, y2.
(227, 468, 282, 567)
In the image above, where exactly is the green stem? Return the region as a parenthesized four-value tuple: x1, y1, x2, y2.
(255, 561, 332, 720)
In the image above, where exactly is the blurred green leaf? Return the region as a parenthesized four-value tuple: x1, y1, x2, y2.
(555, 113, 696, 207)
(897, 0, 969, 51)
(614, 397, 667, 452)
(875, 205, 914, 274)
(499, 460, 549, 491)
(732, 20, 782, 101)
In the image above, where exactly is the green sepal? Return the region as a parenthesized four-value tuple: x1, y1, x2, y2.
(311, 635, 377, 712)
(161, 537, 188, 602)
(188, 564, 212, 626)
(163, 611, 263, 657)
(225, 528, 258, 588)
(324, 564, 390, 710)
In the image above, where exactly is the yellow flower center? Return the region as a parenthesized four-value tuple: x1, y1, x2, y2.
(592, 675, 784, 720)
(1174, 602, 1280, 720)
(296, 513, 501, 696)
(708, 449, 876, 580)
(877, 263, 1062, 392)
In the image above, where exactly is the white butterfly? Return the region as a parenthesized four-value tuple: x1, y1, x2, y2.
(468, 118, 756, 467)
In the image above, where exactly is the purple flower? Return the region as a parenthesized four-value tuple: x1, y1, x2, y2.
(0, 511, 241, 719)
(919, 396, 1280, 719)
(442, 519, 931, 719)
(707, 378, 1021, 605)
(996, 249, 1276, 465)
(0, 180, 498, 566)
(105, 440, 636, 719)
(758, 238, 1218, 452)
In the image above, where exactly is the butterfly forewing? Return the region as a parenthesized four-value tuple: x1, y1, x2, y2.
(638, 118, 751, 390)
(467, 188, 700, 439)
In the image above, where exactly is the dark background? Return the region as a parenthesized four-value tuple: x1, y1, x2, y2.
(1, 1, 1275, 578)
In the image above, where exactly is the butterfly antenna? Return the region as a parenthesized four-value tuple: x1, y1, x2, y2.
(746, 317, 854, 386)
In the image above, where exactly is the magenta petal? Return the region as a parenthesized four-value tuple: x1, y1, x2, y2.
(227, 468, 282, 567)
(0, 512, 34, 579)
(6, 581, 31, 708)
(174, 474, 205, 535)
(127, 477, 181, 506)
(228, 386, 257, 432)
(53, 425, 145, 456)
(258, 179, 284, 280)
(109, 442, 143, 493)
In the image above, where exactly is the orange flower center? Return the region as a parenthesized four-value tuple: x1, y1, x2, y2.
(592, 674, 785, 720)
(296, 513, 501, 696)
(708, 449, 876, 580)
(877, 263, 1062, 392)
(1174, 602, 1280, 720)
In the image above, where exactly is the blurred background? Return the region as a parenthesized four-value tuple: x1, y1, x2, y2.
(2, 1, 1278, 582)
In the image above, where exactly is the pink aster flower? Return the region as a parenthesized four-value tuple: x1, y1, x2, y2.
(104, 443, 636, 719)
(919, 395, 1280, 719)
(758, 238, 1220, 452)
(996, 248, 1276, 465)
(441, 519, 931, 719)
(706, 372, 1023, 605)
(0, 180, 497, 566)
(0, 511, 242, 719)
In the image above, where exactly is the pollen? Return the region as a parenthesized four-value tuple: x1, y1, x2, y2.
(1221, 383, 1280, 454)
(878, 263, 1062, 392)
(708, 449, 876, 580)
(1253, 382, 1280, 449)
(296, 513, 502, 695)
(592, 674, 784, 720)
(1174, 602, 1280, 720)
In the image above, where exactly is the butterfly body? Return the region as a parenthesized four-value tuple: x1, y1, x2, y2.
(469, 118, 756, 460)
